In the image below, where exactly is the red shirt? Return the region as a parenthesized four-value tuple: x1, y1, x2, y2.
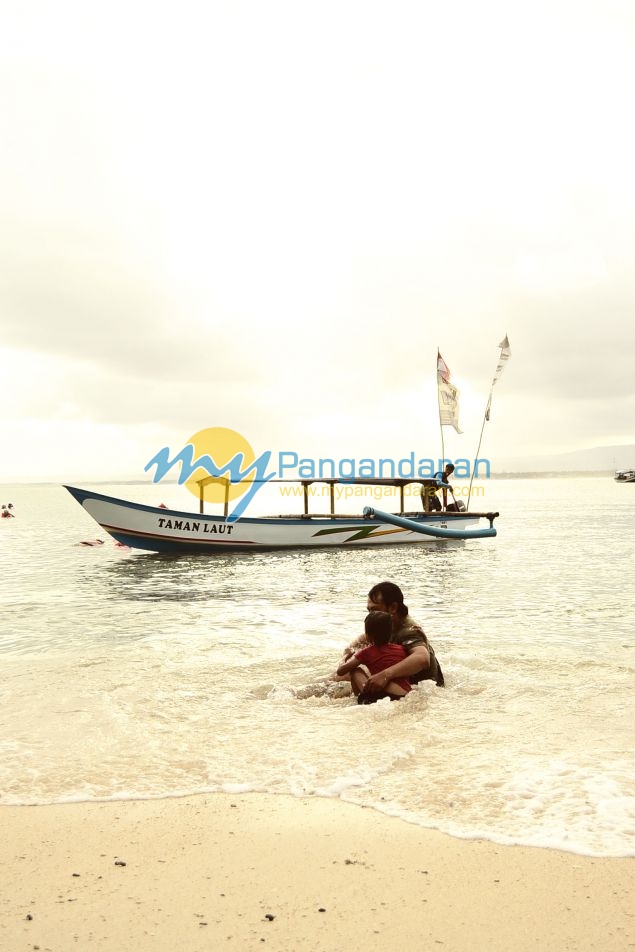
(355, 643, 411, 693)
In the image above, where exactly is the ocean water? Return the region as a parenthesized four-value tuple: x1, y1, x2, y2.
(1, 477, 634, 858)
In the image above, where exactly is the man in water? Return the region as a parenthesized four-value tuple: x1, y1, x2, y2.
(340, 581, 444, 697)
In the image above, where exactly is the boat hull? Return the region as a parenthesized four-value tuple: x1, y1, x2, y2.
(65, 486, 494, 554)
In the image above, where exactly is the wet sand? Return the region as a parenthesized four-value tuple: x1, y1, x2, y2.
(2, 793, 633, 951)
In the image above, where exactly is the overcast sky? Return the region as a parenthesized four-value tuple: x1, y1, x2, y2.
(1, 0, 634, 482)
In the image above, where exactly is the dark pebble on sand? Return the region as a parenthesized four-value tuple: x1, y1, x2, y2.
(114, 860, 127, 867)
(26, 914, 33, 921)
(72, 873, 80, 877)
(264, 913, 275, 921)
(318, 907, 326, 912)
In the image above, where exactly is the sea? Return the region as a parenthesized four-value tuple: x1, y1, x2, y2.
(1, 476, 634, 858)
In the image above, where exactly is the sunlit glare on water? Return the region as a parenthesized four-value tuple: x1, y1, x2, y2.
(1, 477, 634, 856)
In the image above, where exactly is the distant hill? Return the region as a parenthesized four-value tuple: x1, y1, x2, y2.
(495, 443, 635, 474)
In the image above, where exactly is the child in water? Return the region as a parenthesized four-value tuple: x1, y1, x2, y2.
(336, 610, 412, 704)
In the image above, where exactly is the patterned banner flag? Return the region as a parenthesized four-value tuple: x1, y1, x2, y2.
(437, 351, 463, 433)
(437, 350, 451, 384)
(485, 336, 512, 421)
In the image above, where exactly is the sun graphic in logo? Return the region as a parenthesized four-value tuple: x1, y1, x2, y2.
(183, 427, 256, 503)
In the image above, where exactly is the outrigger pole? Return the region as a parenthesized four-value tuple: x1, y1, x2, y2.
(363, 507, 498, 540)
(466, 336, 512, 511)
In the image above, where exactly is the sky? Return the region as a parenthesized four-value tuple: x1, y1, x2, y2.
(1, 0, 634, 482)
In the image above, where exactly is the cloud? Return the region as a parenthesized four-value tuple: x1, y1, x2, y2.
(0, 223, 269, 385)
(503, 283, 635, 401)
(2, 0, 635, 481)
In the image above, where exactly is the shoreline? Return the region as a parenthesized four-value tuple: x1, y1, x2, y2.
(2, 793, 633, 951)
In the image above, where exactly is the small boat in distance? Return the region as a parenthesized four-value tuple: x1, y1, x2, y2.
(614, 469, 635, 483)
(64, 478, 499, 554)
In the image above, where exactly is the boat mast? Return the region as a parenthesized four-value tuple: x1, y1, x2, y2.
(467, 410, 489, 512)
(466, 335, 511, 511)
(436, 347, 445, 466)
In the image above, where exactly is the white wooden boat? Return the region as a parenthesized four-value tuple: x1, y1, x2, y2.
(614, 469, 635, 483)
(65, 480, 498, 554)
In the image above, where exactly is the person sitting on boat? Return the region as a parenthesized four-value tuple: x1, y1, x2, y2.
(336, 611, 411, 704)
(338, 582, 444, 697)
(429, 463, 454, 511)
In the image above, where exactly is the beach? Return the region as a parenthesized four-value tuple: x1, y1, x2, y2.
(3, 0, 635, 942)
(2, 481, 634, 950)
(2, 793, 633, 952)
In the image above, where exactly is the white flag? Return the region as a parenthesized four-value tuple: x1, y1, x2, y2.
(437, 351, 463, 433)
(498, 335, 511, 358)
(485, 336, 512, 421)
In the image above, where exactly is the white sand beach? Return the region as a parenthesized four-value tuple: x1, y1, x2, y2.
(2, 794, 633, 952)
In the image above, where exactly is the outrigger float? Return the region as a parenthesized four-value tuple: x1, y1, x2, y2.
(65, 477, 498, 554)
